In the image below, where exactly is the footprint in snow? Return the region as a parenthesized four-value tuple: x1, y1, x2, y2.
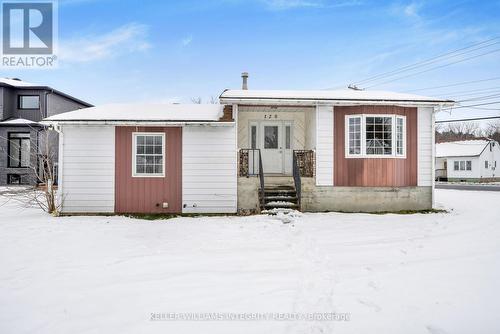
(426, 325, 448, 334)
(367, 281, 378, 290)
(357, 298, 382, 312)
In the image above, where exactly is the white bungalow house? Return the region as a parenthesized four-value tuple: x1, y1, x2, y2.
(435, 140, 500, 182)
(43, 74, 455, 214)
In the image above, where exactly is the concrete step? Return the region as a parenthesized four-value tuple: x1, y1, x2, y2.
(264, 176, 294, 186)
(263, 190, 297, 197)
(264, 195, 298, 202)
(264, 201, 299, 209)
(264, 186, 295, 192)
(265, 184, 295, 188)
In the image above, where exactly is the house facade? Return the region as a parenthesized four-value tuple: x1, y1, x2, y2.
(221, 89, 452, 212)
(44, 104, 236, 214)
(436, 140, 500, 182)
(44, 80, 453, 214)
(0, 78, 92, 185)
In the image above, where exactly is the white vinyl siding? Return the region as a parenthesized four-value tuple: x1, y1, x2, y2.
(182, 125, 237, 213)
(447, 157, 479, 178)
(316, 105, 334, 186)
(417, 107, 433, 186)
(59, 125, 115, 213)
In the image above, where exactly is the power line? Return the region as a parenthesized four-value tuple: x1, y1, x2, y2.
(456, 93, 500, 103)
(436, 116, 500, 123)
(443, 100, 500, 110)
(407, 77, 500, 92)
(436, 87, 500, 98)
(365, 48, 500, 89)
(458, 106, 500, 111)
(353, 37, 500, 86)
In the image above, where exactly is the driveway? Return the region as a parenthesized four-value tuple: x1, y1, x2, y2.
(436, 183, 500, 191)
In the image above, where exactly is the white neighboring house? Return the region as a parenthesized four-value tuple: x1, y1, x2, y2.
(435, 140, 500, 182)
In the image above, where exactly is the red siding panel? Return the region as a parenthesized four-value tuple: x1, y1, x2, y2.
(334, 106, 418, 187)
(115, 127, 182, 213)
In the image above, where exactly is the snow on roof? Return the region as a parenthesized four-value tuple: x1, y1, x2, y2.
(0, 78, 39, 88)
(220, 89, 454, 103)
(44, 103, 225, 122)
(436, 140, 490, 158)
(0, 118, 41, 125)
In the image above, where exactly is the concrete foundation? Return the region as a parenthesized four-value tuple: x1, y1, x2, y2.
(447, 177, 500, 183)
(237, 176, 433, 213)
(237, 177, 260, 214)
(300, 178, 432, 212)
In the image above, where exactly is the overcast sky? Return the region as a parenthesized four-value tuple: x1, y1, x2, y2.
(2, 0, 500, 124)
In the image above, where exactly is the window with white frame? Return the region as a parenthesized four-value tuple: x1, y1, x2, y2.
(345, 115, 406, 158)
(347, 116, 361, 155)
(453, 160, 471, 171)
(132, 133, 165, 177)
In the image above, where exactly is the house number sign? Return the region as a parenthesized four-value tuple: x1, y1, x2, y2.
(263, 114, 278, 119)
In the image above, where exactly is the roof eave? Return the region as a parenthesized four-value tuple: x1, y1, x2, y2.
(0, 82, 93, 107)
(220, 96, 455, 106)
(41, 120, 235, 126)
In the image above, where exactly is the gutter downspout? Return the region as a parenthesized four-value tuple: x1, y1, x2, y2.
(51, 124, 64, 211)
(431, 104, 443, 208)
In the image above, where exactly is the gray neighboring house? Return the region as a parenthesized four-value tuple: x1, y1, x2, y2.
(0, 78, 92, 185)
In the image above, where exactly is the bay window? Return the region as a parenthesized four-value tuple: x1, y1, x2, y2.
(132, 133, 165, 177)
(345, 115, 406, 158)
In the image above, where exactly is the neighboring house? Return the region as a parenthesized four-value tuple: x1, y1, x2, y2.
(43, 75, 454, 214)
(0, 78, 92, 185)
(436, 140, 500, 182)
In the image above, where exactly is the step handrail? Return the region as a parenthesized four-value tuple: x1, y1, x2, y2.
(258, 149, 265, 209)
(292, 150, 301, 210)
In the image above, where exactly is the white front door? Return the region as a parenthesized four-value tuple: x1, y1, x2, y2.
(261, 122, 282, 173)
(257, 121, 293, 174)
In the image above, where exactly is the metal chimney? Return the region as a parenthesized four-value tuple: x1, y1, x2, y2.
(241, 72, 249, 90)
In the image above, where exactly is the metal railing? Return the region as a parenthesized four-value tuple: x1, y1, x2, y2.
(239, 149, 265, 209)
(258, 150, 265, 209)
(292, 151, 301, 210)
(239, 149, 261, 176)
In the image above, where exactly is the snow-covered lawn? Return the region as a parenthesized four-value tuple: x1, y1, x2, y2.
(1, 190, 499, 334)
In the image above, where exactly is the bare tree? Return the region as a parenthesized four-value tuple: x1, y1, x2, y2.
(190, 96, 219, 104)
(435, 121, 483, 143)
(485, 120, 500, 143)
(0, 126, 60, 214)
(190, 96, 202, 104)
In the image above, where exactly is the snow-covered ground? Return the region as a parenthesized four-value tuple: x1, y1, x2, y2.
(1, 189, 499, 334)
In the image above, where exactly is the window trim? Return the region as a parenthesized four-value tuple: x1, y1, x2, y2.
(454, 160, 472, 171)
(466, 160, 472, 171)
(7, 132, 31, 168)
(131, 132, 166, 178)
(345, 114, 406, 159)
(18, 95, 40, 110)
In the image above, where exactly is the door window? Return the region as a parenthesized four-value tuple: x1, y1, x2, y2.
(250, 125, 257, 149)
(285, 125, 291, 149)
(264, 126, 279, 149)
